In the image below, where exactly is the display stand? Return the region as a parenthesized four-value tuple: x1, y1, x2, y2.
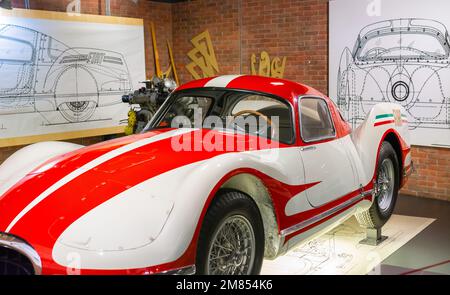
(359, 227, 387, 246)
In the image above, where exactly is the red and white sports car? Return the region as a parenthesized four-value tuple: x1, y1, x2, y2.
(0, 75, 411, 275)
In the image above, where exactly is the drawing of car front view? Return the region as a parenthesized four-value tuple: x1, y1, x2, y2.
(337, 18, 450, 129)
(0, 75, 412, 275)
(0, 24, 132, 123)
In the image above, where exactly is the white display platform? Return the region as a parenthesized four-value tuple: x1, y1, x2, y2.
(261, 215, 435, 275)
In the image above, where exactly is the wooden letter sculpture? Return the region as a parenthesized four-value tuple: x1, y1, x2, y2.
(251, 51, 287, 78)
(186, 30, 219, 79)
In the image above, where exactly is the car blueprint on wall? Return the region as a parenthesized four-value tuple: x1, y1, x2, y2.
(0, 24, 132, 124)
(337, 18, 450, 130)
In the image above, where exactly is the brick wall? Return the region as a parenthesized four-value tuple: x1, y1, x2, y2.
(2, 0, 449, 201)
(401, 146, 450, 201)
(172, 0, 328, 94)
(172, 0, 241, 84)
(240, 0, 328, 94)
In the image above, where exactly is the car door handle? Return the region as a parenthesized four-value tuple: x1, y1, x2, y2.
(300, 146, 316, 151)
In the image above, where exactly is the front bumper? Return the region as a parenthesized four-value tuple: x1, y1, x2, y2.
(0, 232, 195, 275)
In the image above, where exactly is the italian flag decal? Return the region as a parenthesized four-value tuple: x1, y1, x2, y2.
(374, 111, 407, 127)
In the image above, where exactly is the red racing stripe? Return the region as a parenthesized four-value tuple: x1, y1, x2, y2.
(0, 130, 168, 230)
(3, 129, 291, 272)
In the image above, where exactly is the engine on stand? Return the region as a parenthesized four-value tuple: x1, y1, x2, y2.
(122, 77, 176, 135)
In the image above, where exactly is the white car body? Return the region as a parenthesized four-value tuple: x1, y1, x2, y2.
(0, 75, 411, 274)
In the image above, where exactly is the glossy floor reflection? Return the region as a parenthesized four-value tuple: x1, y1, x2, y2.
(261, 194, 449, 275)
(377, 194, 450, 275)
(261, 213, 434, 274)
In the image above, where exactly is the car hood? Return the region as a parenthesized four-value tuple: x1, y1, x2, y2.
(0, 128, 191, 233)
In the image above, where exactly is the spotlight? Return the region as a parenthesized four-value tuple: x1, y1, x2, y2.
(0, 0, 12, 10)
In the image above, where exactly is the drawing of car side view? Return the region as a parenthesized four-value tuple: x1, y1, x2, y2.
(0, 24, 132, 123)
(337, 18, 450, 130)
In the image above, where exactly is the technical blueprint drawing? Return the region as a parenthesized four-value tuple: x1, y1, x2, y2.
(329, 0, 450, 147)
(0, 11, 145, 141)
(0, 24, 132, 123)
(337, 18, 449, 131)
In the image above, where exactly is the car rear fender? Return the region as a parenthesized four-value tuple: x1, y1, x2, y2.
(350, 102, 411, 188)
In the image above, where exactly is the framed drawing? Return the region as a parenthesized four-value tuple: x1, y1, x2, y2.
(329, 0, 450, 147)
(0, 9, 146, 147)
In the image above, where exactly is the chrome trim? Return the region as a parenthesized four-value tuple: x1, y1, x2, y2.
(280, 189, 373, 237)
(300, 146, 316, 152)
(0, 232, 42, 275)
(360, 188, 374, 197)
(160, 264, 196, 275)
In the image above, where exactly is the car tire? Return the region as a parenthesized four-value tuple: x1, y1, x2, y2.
(195, 190, 265, 275)
(356, 141, 400, 229)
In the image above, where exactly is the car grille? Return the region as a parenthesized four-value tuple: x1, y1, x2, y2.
(0, 246, 35, 275)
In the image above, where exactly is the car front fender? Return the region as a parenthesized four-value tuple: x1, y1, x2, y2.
(0, 141, 84, 197)
(51, 147, 302, 273)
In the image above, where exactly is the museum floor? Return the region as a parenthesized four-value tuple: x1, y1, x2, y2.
(377, 195, 450, 275)
(260, 194, 449, 275)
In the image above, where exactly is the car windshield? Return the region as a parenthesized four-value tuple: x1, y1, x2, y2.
(357, 33, 448, 61)
(147, 89, 295, 144)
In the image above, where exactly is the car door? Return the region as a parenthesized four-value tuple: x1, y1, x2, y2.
(298, 96, 358, 207)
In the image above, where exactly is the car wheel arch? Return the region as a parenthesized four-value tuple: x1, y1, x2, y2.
(176, 164, 287, 267)
(216, 173, 282, 259)
(382, 131, 403, 185)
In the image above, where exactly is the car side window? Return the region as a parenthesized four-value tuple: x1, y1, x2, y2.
(158, 96, 213, 128)
(299, 97, 336, 142)
(230, 94, 295, 144)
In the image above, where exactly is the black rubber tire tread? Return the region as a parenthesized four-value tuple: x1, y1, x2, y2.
(356, 141, 400, 229)
(195, 190, 265, 275)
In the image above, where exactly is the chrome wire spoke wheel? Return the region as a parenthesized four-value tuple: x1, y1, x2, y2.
(376, 158, 395, 214)
(206, 215, 256, 275)
(355, 141, 399, 229)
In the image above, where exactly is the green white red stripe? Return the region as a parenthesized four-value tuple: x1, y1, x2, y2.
(374, 113, 407, 127)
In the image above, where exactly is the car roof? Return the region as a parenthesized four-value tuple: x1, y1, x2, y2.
(175, 75, 326, 105)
